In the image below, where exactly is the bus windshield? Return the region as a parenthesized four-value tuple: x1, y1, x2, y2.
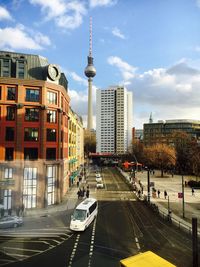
(73, 209, 86, 221)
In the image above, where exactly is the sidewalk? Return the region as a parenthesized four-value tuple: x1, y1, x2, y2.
(119, 168, 200, 234)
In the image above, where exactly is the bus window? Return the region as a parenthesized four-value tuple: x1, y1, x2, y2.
(72, 209, 86, 221)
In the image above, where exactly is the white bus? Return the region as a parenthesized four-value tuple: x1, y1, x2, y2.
(70, 198, 98, 231)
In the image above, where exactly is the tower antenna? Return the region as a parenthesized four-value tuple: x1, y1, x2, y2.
(89, 16, 92, 57)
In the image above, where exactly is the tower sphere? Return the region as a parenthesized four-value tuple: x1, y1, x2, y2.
(84, 64, 96, 78)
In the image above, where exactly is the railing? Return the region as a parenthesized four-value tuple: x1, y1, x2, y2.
(144, 199, 200, 237)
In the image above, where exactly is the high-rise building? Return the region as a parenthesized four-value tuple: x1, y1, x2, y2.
(0, 51, 71, 212)
(96, 86, 133, 154)
(84, 17, 96, 131)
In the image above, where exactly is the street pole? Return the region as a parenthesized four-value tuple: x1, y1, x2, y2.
(182, 174, 185, 218)
(147, 169, 150, 203)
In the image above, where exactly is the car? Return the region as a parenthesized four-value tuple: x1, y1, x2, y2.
(96, 182, 104, 189)
(96, 177, 102, 183)
(95, 173, 101, 178)
(0, 216, 23, 229)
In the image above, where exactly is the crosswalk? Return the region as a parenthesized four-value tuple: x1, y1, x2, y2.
(0, 227, 73, 266)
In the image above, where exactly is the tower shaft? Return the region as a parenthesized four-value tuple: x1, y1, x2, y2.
(87, 77, 93, 130)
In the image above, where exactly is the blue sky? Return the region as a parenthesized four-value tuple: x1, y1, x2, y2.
(1, 0, 200, 129)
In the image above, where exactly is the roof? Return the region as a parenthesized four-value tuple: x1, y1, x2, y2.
(76, 198, 97, 210)
(120, 251, 176, 267)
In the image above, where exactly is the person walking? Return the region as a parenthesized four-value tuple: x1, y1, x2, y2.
(157, 190, 160, 198)
(164, 190, 167, 199)
(192, 188, 195, 196)
(86, 189, 90, 198)
(77, 189, 81, 199)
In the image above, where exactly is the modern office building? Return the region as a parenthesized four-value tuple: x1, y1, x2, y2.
(96, 86, 133, 154)
(0, 51, 71, 213)
(143, 119, 200, 146)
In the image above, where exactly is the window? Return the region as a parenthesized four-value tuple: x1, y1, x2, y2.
(47, 91, 57, 104)
(25, 108, 39, 121)
(46, 148, 56, 160)
(26, 89, 39, 102)
(5, 168, 13, 179)
(47, 166, 57, 205)
(2, 59, 11, 77)
(47, 129, 56, 141)
(5, 147, 14, 161)
(7, 87, 16, 100)
(17, 60, 25, 79)
(24, 148, 38, 160)
(5, 127, 14, 141)
(23, 167, 37, 209)
(6, 106, 15, 121)
(3, 189, 12, 210)
(24, 128, 39, 141)
(47, 110, 57, 123)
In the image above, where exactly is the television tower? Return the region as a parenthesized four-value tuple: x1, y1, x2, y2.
(84, 17, 96, 130)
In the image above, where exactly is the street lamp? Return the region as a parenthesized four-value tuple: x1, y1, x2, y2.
(147, 168, 150, 203)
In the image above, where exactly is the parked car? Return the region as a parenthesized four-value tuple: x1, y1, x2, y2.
(96, 181, 104, 189)
(96, 177, 102, 183)
(0, 216, 23, 229)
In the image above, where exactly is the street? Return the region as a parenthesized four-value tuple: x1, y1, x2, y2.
(0, 166, 199, 267)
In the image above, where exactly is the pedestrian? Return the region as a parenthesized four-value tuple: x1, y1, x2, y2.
(8, 208, 12, 216)
(141, 185, 143, 194)
(157, 190, 160, 198)
(16, 206, 20, 217)
(192, 188, 194, 196)
(164, 190, 167, 199)
(21, 203, 25, 216)
(77, 189, 81, 199)
(86, 189, 90, 198)
(82, 187, 86, 198)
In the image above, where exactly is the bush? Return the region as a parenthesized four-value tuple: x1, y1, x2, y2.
(188, 180, 200, 188)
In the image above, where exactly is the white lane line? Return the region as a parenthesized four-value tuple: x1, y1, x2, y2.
(88, 219, 97, 267)
(66, 234, 80, 267)
(135, 237, 141, 250)
(0, 247, 42, 253)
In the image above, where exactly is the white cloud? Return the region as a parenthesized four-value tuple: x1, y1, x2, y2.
(0, 6, 13, 21)
(89, 0, 117, 8)
(126, 61, 200, 128)
(29, 0, 86, 30)
(68, 71, 88, 86)
(0, 24, 51, 50)
(108, 56, 137, 81)
(112, 27, 125, 39)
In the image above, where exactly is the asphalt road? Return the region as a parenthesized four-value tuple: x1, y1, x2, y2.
(0, 166, 199, 267)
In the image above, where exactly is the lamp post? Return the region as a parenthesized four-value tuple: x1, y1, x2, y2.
(182, 174, 185, 218)
(147, 168, 150, 203)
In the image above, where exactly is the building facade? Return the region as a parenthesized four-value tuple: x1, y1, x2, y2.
(68, 107, 84, 187)
(0, 51, 71, 213)
(143, 119, 200, 146)
(96, 86, 133, 154)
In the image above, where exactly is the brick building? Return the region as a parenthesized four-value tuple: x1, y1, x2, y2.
(0, 51, 70, 213)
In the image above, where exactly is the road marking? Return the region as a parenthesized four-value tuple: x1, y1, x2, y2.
(67, 234, 80, 267)
(135, 237, 141, 250)
(88, 219, 96, 267)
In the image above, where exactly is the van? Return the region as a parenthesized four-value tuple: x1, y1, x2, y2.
(70, 198, 98, 231)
